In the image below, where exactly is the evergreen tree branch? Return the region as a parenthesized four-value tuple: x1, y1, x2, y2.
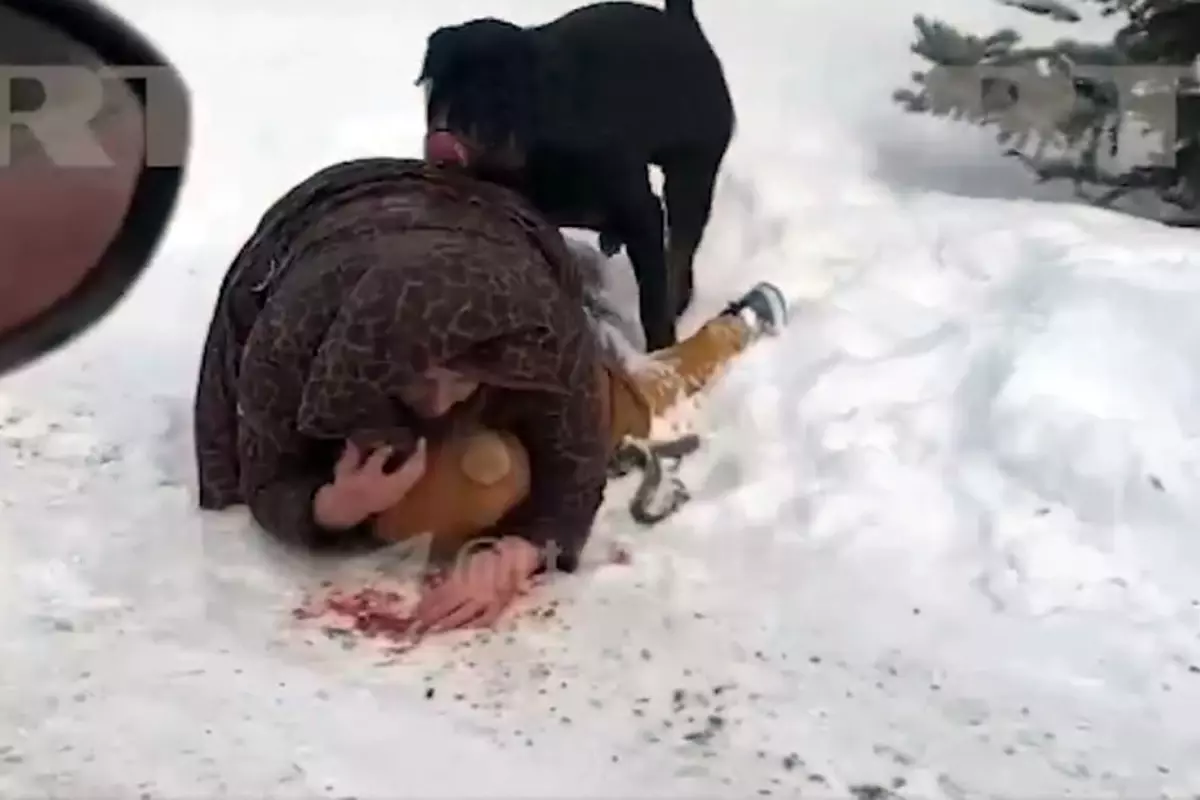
(893, 0, 1200, 216)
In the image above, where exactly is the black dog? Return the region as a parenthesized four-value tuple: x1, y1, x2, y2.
(417, 0, 735, 350)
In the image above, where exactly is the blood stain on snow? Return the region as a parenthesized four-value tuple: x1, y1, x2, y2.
(293, 584, 421, 655)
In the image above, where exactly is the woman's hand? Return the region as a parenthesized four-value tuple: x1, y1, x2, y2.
(410, 536, 542, 635)
(313, 439, 427, 529)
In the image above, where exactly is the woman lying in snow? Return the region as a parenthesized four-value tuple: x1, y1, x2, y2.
(193, 156, 786, 635)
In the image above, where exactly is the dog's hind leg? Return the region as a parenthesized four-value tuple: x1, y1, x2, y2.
(662, 148, 725, 319)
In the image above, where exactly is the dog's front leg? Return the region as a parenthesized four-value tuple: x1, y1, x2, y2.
(631, 232, 677, 351)
(627, 225, 674, 350)
(612, 189, 674, 350)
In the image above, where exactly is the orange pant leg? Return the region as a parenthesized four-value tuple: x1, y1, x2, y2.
(606, 314, 753, 444)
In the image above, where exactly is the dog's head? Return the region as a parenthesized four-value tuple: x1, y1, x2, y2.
(416, 19, 539, 178)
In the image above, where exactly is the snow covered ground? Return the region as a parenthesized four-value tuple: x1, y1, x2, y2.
(4, 0, 1200, 795)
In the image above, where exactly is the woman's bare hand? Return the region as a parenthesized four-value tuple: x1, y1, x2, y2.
(313, 439, 427, 529)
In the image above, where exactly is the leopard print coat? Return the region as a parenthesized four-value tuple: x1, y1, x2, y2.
(193, 157, 607, 570)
